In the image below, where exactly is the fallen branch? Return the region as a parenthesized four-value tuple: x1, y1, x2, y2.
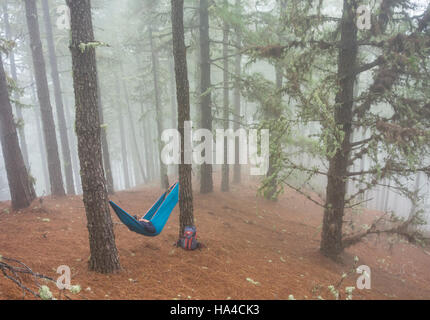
(0, 256, 54, 299)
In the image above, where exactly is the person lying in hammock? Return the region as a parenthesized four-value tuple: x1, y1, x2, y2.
(131, 186, 173, 234)
(133, 215, 156, 234)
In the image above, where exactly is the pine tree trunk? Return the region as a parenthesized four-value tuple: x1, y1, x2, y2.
(233, 0, 242, 185)
(171, 0, 195, 238)
(24, 0, 65, 197)
(0, 55, 36, 210)
(42, 0, 75, 195)
(148, 26, 169, 189)
(221, 10, 230, 192)
(3, 0, 30, 170)
(67, 0, 120, 273)
(320, 0, 358, 259)
(199, 0, 213, 194)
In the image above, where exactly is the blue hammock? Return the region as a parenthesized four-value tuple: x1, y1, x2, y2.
(109, 182, 179, 237)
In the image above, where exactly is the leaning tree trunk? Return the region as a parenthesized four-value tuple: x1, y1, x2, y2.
(42, 0, 75, 195)
(24, 0, 65, 197)
(199, 0, 213, 194)
(67, 0, 120, 273)
(0, 54, 36, 210)
(3, 0, 30, 169)
(148, 26, 169, 189)
(171, 0, 195, 238)
(221, 9, 230, 192)
(320, 0, 358, 259)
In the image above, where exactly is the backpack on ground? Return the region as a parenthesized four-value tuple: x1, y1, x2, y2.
(180, 226, 198, 250)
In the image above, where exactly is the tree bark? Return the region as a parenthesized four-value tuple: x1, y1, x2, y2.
(41, 0, 75, 195)
(148, 26, 169, 189)
(24, 0, 65, 197)
(67, 0, 120, 273)
(171, 0, 195, 238)
(320, 0, 358, 259)
(0, 54, 36, 210)
(3, 0, 30, 170)
(199, 0, 213, 194)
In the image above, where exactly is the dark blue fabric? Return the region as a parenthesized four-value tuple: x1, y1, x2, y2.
(138, 220, 156, 234)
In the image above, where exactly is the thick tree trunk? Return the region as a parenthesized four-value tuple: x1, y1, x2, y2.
(320, 0, 358, 259)
(199, 0, 213, 194)
(221, 11, 230, 192)
(42, 0, 75, 195)
(171, 0, 195, 238)
(24, 0, 65, 197)
(3, 0, 30, 170)
(148, 26, 169, 189)
(233, 0, 242, 185)
(67, 0, 120, 273)
(0, 55, 36, 210)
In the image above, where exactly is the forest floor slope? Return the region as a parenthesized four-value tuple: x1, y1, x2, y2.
(1, 177, 429, 300)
